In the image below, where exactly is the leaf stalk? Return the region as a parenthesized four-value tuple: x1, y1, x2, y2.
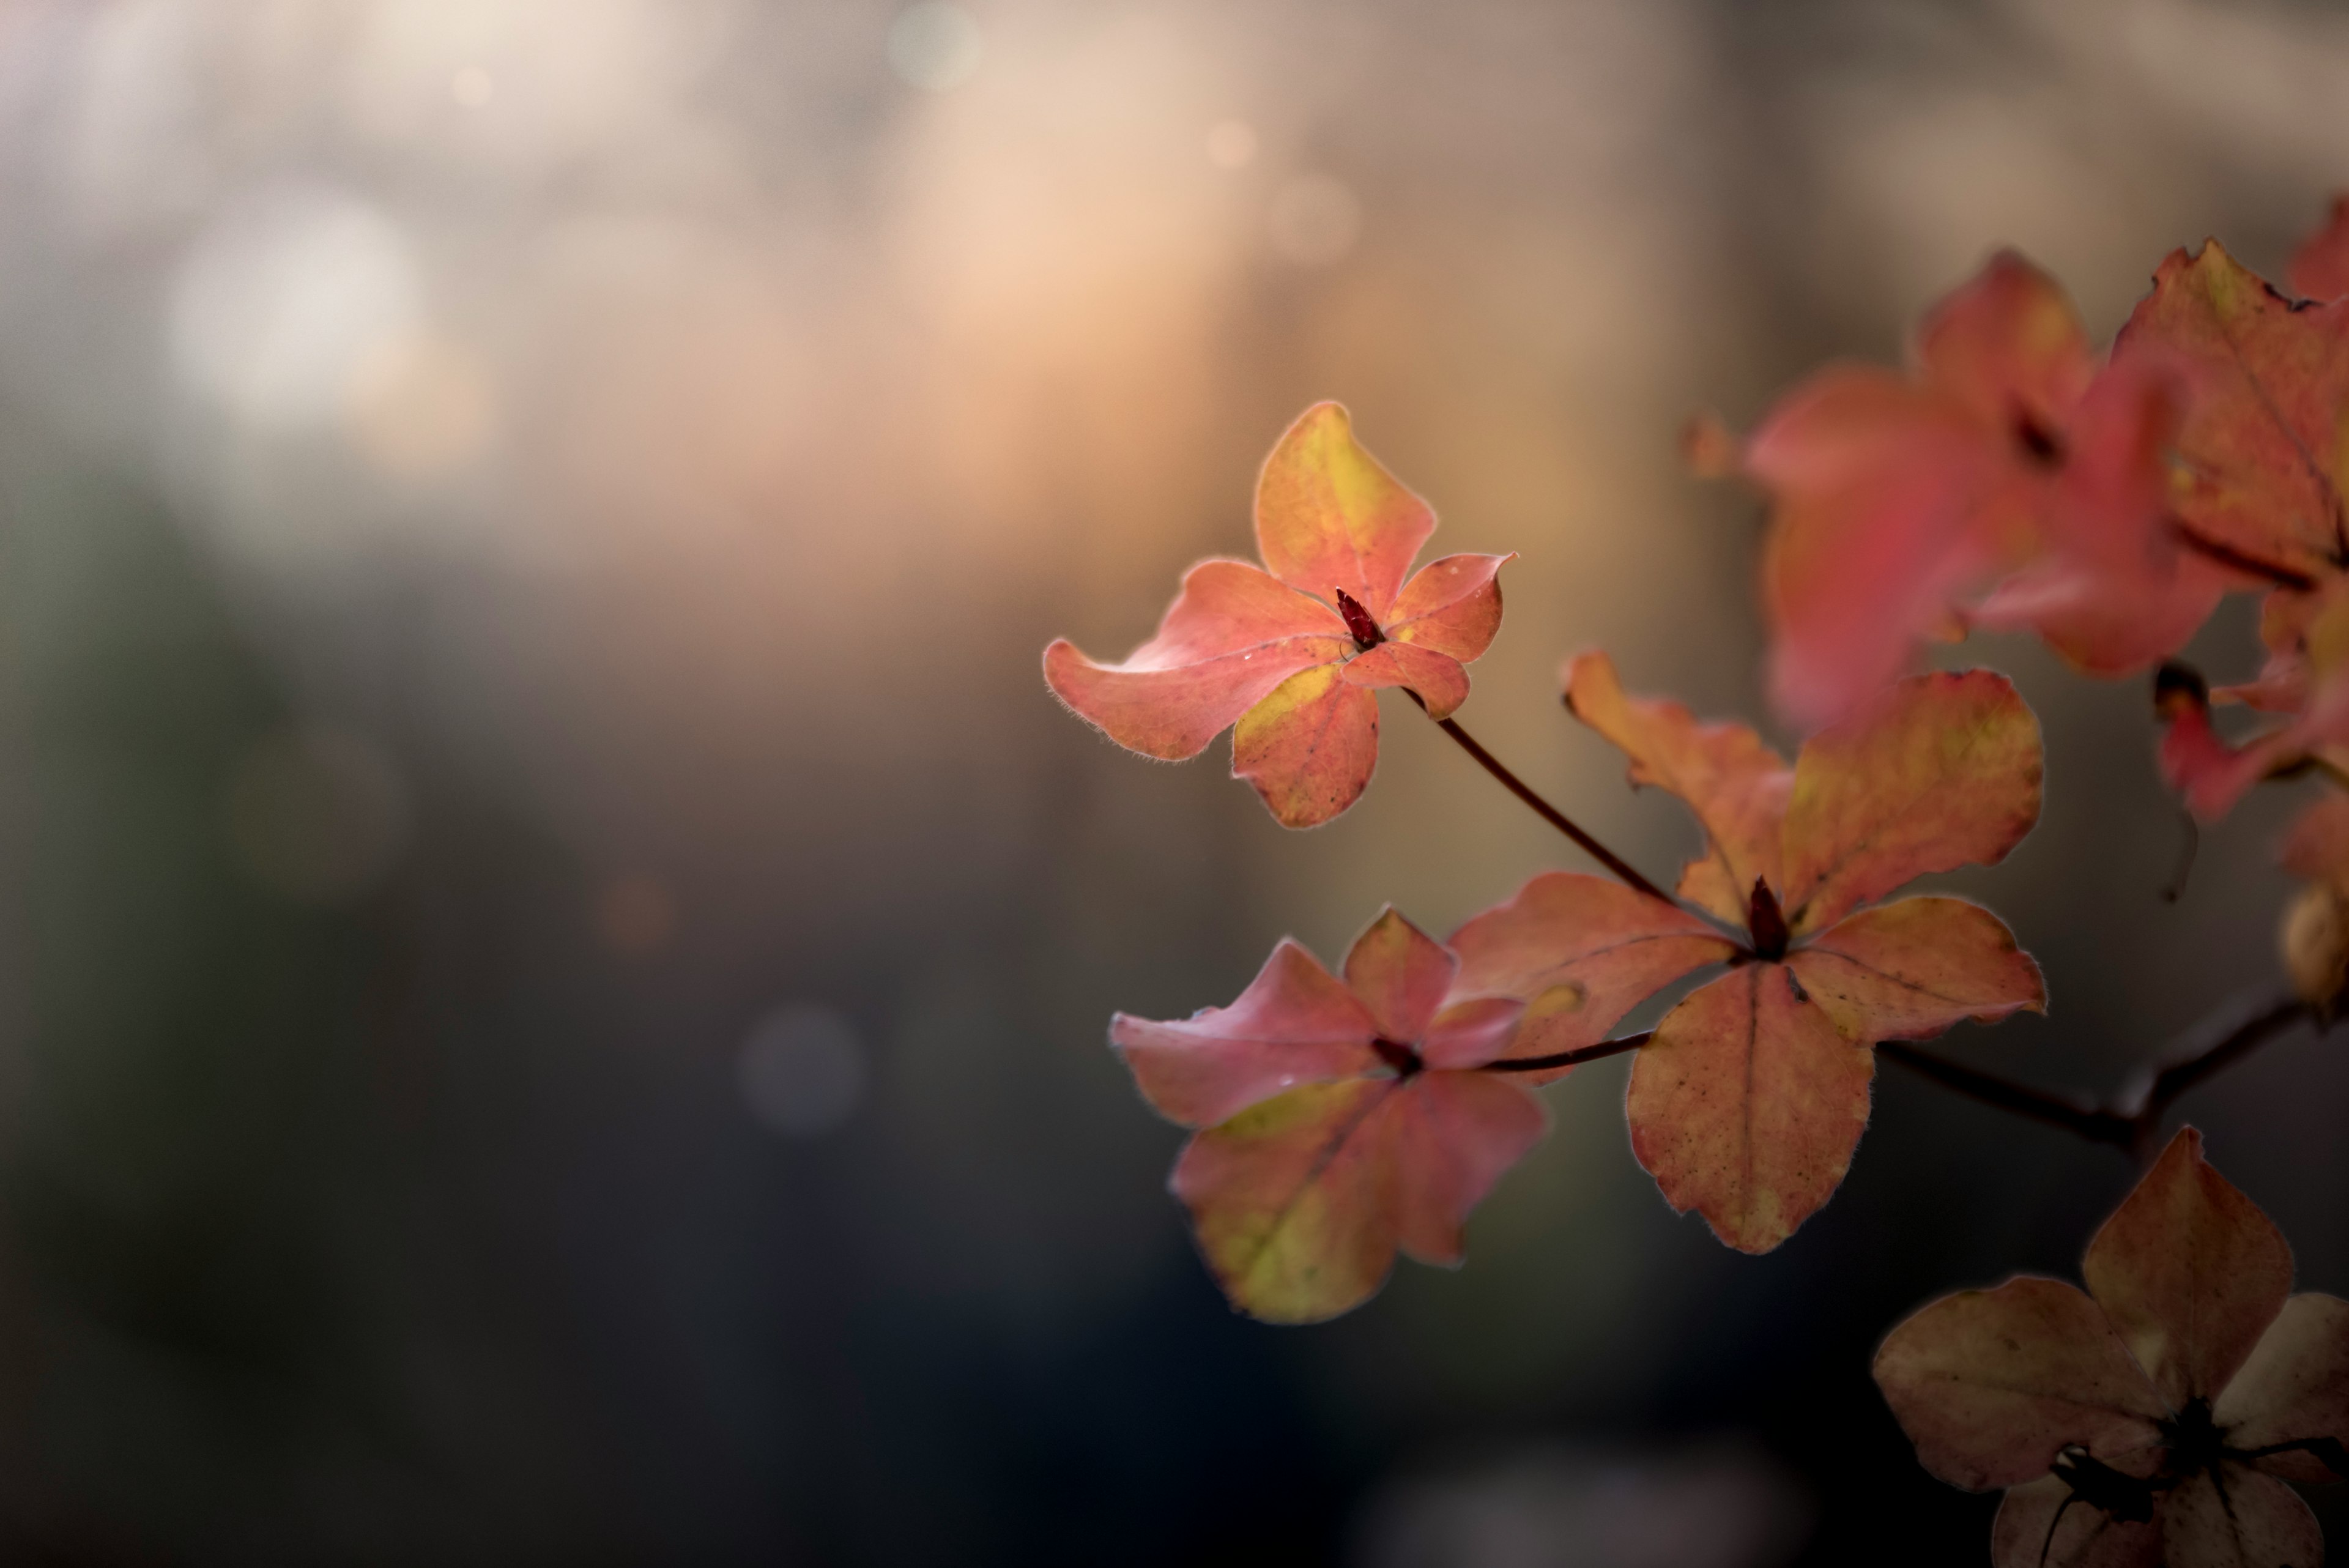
(1408, 696, 1678, 907)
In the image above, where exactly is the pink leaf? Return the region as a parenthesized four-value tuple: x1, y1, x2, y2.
(1044, 560, 1348, 759)
(1339, 641, 1471, 719)
(1387, 552, 1513, 662)
(1111, 938, 1378, 1128)
(1341, 907, 1458, 1047)
(1380, 1071, 1548, 1265)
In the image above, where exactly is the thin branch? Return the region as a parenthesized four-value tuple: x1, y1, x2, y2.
(1882, 988, 2316, 1159)
(1408, 696, 1677, 906)
(2114, 990, 2310, 1135)
(1483, 1030, 1652, 1074)
(2172, 520, 2320, 592)
(1876, 1041, 2136, 1150)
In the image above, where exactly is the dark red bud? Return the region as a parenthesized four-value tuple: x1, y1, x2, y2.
(2011, 407, 2066, 469)
(1746, 877, 1789, 962)
(1334, 588, 1384, 651)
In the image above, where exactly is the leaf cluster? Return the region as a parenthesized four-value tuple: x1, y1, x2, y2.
(1041, 196, 2349, 1556)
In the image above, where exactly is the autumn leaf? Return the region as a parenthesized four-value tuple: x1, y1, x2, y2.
(1111, 908, 1545, 1323)
(1449, 872, 1736, 1082)
(2112, 237, 2349, 589)
(1711, 251, 2217, 730)
(1044, 403, 1512, 827)
(2154, 586, 2349, 822)
(1874, 1127, 2349, 1567)
(1448, 654, 2044, 1253)
(2121, 210, 2349, 824)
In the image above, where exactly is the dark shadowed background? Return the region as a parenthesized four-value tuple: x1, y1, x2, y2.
(0, 1, 2345, 1562)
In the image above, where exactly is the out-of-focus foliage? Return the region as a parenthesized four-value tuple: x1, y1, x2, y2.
(1876, 1128, 2349, 1566)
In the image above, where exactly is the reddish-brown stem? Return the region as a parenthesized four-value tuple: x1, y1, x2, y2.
(2171, 521, 2320, 593)
(1408, 697, 1677, 906)
(1482, 1030, 1652, 1074)
(1880, 989, 2314, 1160)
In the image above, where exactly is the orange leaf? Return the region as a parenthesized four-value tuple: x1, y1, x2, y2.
(2113, 239, 2349, 584)
(1779, 669, 2043, 934)
(1338, 640, 1470, 719)
(1627, 962, 1872, 1254)
(1174, 1078, 1399, 1323)
(2081, 1127, 2293, 1410)
(1447, 871, 1736, 1081)
(1535, 658, 2047, 1248)
(1564, 650, 1792, 923)
(1789, 897, 2044, 1041)
(1387, 552, 1512, 662)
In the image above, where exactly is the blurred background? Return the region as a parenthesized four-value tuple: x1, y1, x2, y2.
(0, 0, 2344, 1562)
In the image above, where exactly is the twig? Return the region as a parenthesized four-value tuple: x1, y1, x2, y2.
(1407, 695, 1677, 906)
(1876, 1041, 2136, 1150)
(1483, 1031, 1652, 1074)
(2172, 521, 2320, 592)
(1881, 988, 2315, 1160)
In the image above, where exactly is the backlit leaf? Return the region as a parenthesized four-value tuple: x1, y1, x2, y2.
(1564, 650, 1792, 923)
(1044, 560, 1347, 758)
(1044, 404, 1507, 826)
(1255, 401, 1436, 620)
(1120, 909, 1546, 1321)
(1232, 663, 1381, 828)
(1111, 938, 1378, 1128)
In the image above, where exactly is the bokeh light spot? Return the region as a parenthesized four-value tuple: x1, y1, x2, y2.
(739, 1004, 867, 1137)
(225, 727, 410, 906)
(888, 4, 984, 92)
(171, 184, 422, 431)
(1267, 173, 1361, 266)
